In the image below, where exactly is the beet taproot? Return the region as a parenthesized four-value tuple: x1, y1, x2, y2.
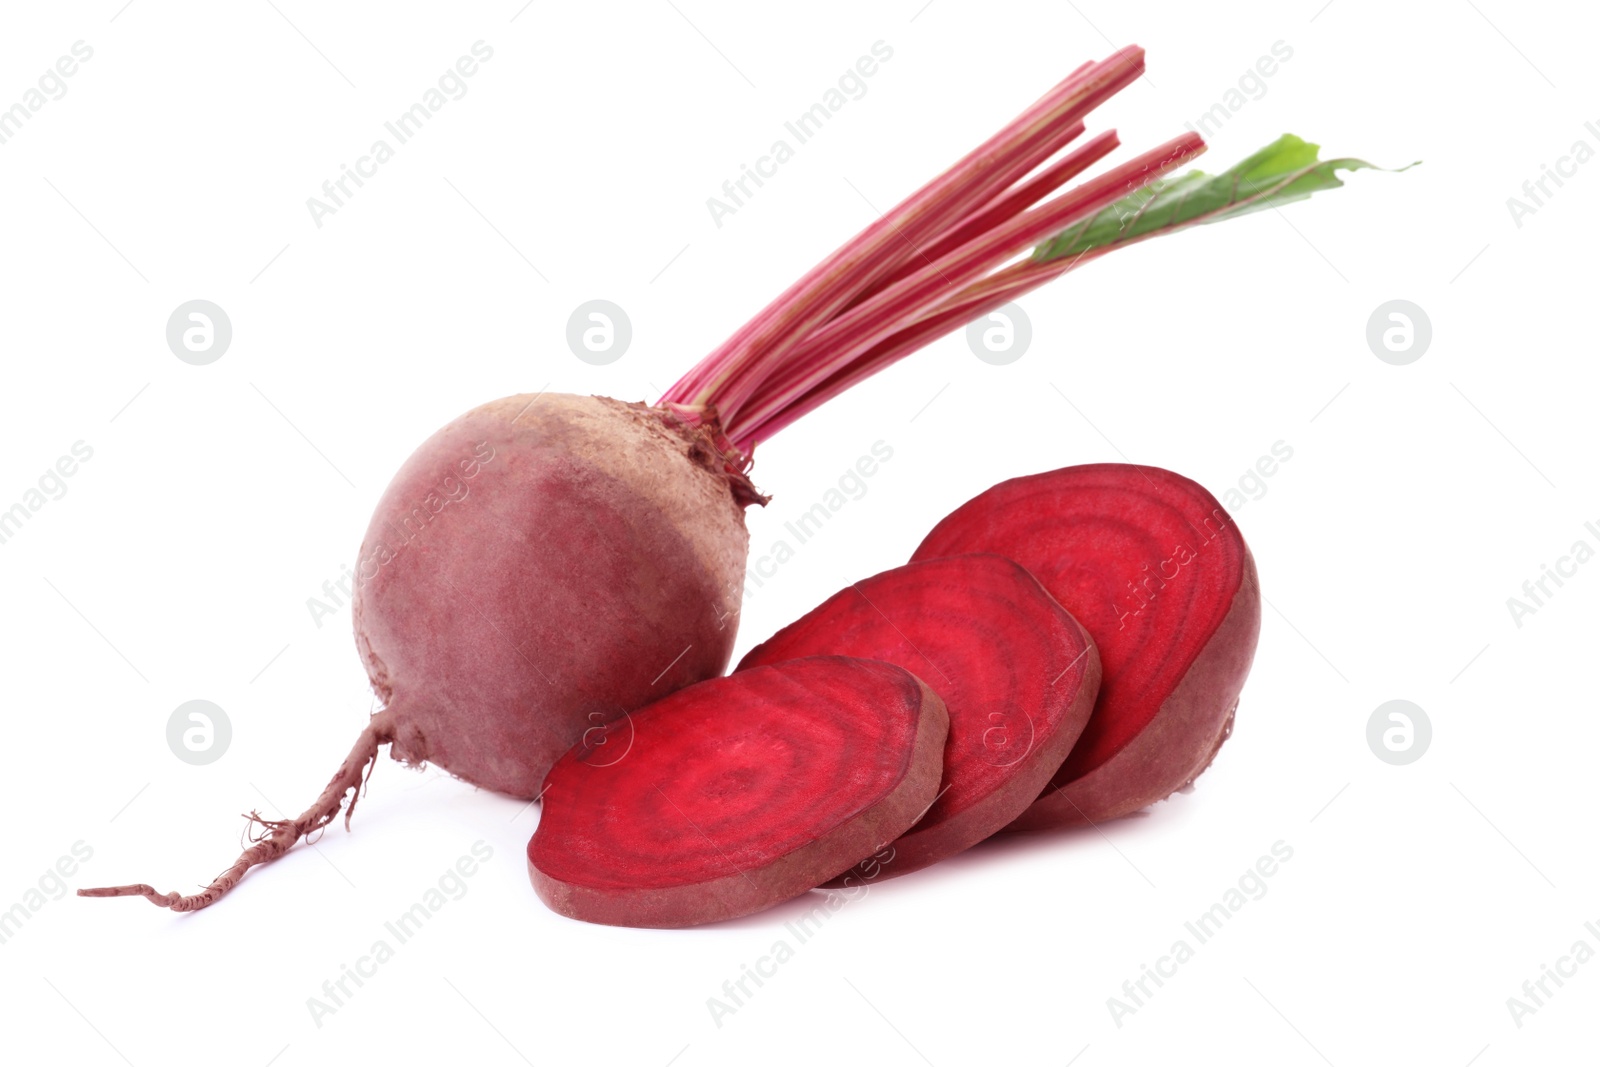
(528, 657, 949, 928)
(912, 464, 1260, 827)
(737, 555, 1099, 880)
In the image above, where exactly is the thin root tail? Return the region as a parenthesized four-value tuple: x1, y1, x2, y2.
(78, 711, 395, 913)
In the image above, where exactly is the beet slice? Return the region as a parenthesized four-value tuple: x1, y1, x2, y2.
(738, 555, 1100, 882)
(527, 656, 948, 928)
(913, 464, 1260, 828)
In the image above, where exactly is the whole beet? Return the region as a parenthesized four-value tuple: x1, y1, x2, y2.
(356, 393, 751, 797)
(81, 392, 753, 910)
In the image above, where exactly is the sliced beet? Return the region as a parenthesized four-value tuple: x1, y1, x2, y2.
(527, 656, 948, 928)
(737, 555, 1100, 882)
(913, 464, 1260, 828)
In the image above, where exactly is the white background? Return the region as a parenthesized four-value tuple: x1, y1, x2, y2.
(1, 1, 1595, 1064)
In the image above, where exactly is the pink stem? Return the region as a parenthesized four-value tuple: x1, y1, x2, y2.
(705, 69, 1147, 425)
(659, 47, 1147, 413)
(845, 57, 1098, 304)
(832, 128, 1117, 328)
(892, 130, 1120, 282)
(740, 131, 1276, 450)
(842, 118, 1089, 307)
(726, 132, 1206, 443)
(735, 258, 1086, 448)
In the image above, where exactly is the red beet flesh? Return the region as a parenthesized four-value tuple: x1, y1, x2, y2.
(913, 464, 1260, 827)
(527, 656, 949, 928)
(738, 555, 1100, 880)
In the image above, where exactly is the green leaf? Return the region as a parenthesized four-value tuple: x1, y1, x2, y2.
(1033, 133, 1417, 262)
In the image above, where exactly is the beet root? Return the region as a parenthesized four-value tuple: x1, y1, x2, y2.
(528, 656, 949, 928)
(737, 555, 1100, 881)
(78, 711, 394, 911)
(82, 393, 756, 911)
(913, 464, 1260, 828)
(355, 392, 753, 798)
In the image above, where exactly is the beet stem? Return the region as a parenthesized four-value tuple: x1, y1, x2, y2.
(78, 712, 395, 912)
(725, 133, 1205, 447)
(739, 255, 1093, 444)
(659, 48, 1144, 415)
(706, 60, 1146, 424)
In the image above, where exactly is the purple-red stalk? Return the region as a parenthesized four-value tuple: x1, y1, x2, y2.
(724, 132, 1206, 444)
(661, 47, 1148, 416)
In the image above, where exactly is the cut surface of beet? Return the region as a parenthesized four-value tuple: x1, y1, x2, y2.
(738, 555, 1099, 881)
(527, 656, 948, 928)
(913, 464, 1260, 827)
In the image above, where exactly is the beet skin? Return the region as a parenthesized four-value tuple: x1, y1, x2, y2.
(354, 393, 752, 797)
